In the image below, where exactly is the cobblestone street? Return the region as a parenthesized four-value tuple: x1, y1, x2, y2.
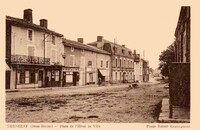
(6, 78, 168, 123)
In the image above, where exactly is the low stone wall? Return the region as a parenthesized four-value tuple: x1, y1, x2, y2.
(169, 63, 190, 107)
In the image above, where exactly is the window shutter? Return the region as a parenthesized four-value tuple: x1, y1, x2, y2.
(28, 46, 35, 56)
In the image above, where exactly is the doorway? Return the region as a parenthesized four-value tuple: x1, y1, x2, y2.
(38, 70, 43, 87)
(6, 71, 10, 89)
(73, 72, 78, 86)
(63, 72, 66, 87)
(122, 72, 126, 83)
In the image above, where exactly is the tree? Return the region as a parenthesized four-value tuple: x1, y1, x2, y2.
(159, 44, 175, 77)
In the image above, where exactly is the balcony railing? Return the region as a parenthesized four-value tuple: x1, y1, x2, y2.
(11, 55, 50, 65)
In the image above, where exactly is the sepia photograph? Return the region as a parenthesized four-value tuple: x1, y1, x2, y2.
(1, 0, 198, 129)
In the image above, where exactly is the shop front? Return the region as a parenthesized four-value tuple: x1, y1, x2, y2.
(98, 69, 109, 85)
(62, 67, 79, 86)
(45, 65, 62, 87)
(12, 64, 46, 89)
(86, 67, 96, 85)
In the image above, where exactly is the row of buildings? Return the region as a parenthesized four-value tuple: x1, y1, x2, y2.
(5, 9, 149, 89)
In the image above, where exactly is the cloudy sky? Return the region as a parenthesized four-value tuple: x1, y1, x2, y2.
(1, 0, 191, 69)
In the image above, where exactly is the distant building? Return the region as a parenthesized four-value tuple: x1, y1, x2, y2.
(88, 36, 135, 83)
(133, 51, 143, 82)
(152, 68, 161, 77)
(5, 9, 64, 89)
(62, 38, 111, 86)
(142, 59, 149, 82)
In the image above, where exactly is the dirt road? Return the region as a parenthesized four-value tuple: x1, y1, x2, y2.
(6, 79, 168, 123)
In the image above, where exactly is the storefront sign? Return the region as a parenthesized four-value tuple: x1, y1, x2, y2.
(86, 67, 96, 73)
(63, 67, 79, 72)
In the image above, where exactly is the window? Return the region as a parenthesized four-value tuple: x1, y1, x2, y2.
(19, 71, 25, 84)
(89, 73, 93, 82)
(130, 60, 132, 67)
(113, 46, 117, 53)
(129, 51, 132, 56)
(69, 55, 75, 67)
(39, 71, 43, 80)
(28, 30, 33, 41)
(128, 60, 129, 67)
(55, 71, 59, 81)
(29, 71, 35, 83)
(17, 70, 37, 84)
(52, 50, 56, 63)
(88, 61, 92, 66)
(115, 58, 118, 67)
(106, 61, 109, 68)
(122, 49, 125, 54)
(115, 72, 117, 81)
(101, 60, 103, 67)
(52, 35, 55, 45)
(120, 59, 122, 67)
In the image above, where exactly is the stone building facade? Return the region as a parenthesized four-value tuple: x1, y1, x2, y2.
(5, 9, 148, 89)
(142, 59, 149, 82)
(62, 38, 111, 86)
(88, 36, 136, 83)
(6, 9, 64, 89)
(169, 6, 190, 109)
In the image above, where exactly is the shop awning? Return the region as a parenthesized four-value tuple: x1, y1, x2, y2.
(99, 69, 108, 76)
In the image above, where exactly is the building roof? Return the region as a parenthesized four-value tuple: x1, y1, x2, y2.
(174, 6, 190, 37)
(62, 38, 111, 55)
(6, 16, 63, 37)
(88, 39, 135, 58)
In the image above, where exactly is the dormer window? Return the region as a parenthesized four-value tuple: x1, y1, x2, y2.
(129, 51, 132, 56)
(113, 46, 117, 53)
(122, 49, 125, 54)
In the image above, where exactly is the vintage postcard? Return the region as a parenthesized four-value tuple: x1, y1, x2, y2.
(0, 0, 199, 130)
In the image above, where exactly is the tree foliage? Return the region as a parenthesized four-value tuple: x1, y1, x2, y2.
(159, 44, 175, 77)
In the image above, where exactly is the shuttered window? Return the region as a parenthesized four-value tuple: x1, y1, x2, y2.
(28, 46, 35, 56)
(28, 30, 33, 41)
(52, 50, 56, 63)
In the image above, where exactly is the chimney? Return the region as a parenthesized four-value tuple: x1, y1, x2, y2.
(40, 19, 48, 28)
(23, 9, 33, 23)
(134, 50, 136, 55)
(77, 38, 84, 43)
(122, 44, 125, 48)
(97, 36, 103, 42)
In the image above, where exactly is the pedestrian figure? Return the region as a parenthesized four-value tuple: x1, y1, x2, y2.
(98, 77, 101, 86)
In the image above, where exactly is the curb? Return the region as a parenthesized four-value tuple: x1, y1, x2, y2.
(158, 98, 190, 123)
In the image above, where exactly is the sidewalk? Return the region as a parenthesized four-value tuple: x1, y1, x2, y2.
(6, 84, 99, 93)
(6, 82, 143, 93)
(158, 98, 190, 123)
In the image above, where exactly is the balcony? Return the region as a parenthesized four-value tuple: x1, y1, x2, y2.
(11, 55, 50, 65)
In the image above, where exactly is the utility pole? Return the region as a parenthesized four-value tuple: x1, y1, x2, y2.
(143, 50, 145, 60)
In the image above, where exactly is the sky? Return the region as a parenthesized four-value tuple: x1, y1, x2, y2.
(1, 0, 190, 69)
